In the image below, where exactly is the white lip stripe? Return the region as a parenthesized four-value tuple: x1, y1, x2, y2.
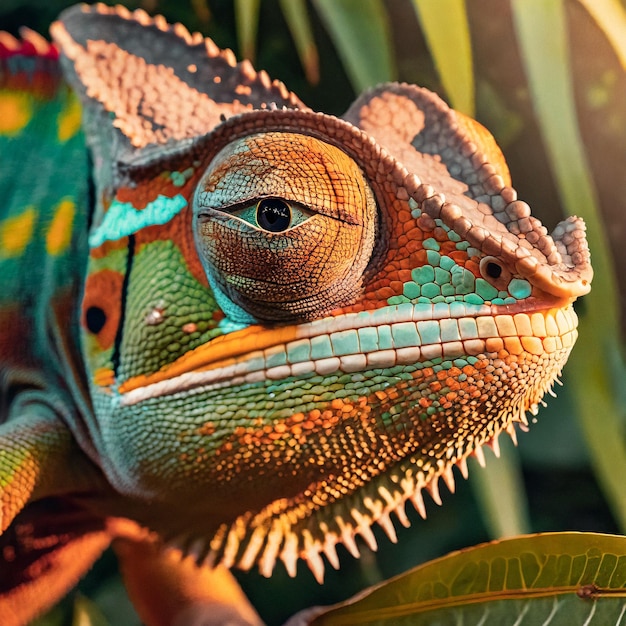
(119, 306, 578, 406)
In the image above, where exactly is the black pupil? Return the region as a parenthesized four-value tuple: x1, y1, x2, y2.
(486, 262, 502, 279)
(85, 306, 107, 334)
(256, 199, 292, 232)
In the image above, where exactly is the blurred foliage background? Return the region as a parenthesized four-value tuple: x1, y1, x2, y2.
(1, 0, 625, 624)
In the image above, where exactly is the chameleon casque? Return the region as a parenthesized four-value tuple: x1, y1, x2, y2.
(0, 4, 593, 625)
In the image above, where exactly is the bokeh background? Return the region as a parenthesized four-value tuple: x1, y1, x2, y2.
(1, 1, 625, 624)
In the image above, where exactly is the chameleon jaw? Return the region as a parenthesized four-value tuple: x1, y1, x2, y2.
(162, 416, 531, 585)
(141, 306, 575, 584)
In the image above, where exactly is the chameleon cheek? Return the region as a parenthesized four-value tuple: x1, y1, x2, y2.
(81, 269, 124, 351)
(193, 132, 378, 322)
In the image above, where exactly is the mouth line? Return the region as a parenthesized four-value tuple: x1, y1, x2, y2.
(118, 302, 578, 406)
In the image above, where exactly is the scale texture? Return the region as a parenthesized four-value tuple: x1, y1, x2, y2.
(0, 4, 592, 625)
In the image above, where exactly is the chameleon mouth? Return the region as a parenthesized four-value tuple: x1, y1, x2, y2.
(118, 302, 578, 406)
(126, 304, 577, 583)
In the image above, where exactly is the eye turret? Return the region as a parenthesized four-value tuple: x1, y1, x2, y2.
(193, 132, 378, 323)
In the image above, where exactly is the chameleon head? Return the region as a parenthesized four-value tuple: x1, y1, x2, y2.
(52, 4, 593, 583)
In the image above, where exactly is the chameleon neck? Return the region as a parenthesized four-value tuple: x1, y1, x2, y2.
(0, 48, 93, 452)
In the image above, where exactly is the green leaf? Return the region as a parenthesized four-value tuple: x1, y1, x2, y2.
(306, 533, 626, 625)
(29, 605, 67, 626)
(469, 436, 531, 539)
(311, 0, 396, 92)
(234, 0, 260, 62)
(410, 0, 475, 115)
(578, 0, 626, 71)
(511, 0, 626, 532)
(279, 0, 320, 84)
(72, 594, 110, 626)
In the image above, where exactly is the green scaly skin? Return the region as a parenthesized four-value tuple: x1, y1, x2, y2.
(0, 4, 592, 625)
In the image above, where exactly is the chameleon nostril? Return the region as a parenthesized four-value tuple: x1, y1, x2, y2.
(485, 262, 502, 279)
(479, 256, 505, 283)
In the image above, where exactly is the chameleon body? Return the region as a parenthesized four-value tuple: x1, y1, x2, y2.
(0, 4, 592, 625)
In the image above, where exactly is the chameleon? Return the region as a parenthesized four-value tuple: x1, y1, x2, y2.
(0, 3, 592, 625)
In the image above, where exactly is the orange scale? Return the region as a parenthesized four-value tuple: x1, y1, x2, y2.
(449, 250, 470, 264)
(376, 286, 397, 300)
(389, 280, 404, 294)
(438, 240, 458, 256)
(90, 237, 128, 259)
(433, 227, 449, 241)
(465, 259, 481, 277)
(397, 234, 409, 248)
(397, 209, 412, 224)
(413, 249, 429, 265)
(397, 268, 413, 283)
(401, 239, 420, 255)
(405, 227, 425, 242)
(397, 258, 413, 272)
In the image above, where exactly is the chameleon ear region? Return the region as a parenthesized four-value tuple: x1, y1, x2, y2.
(192, 132, 378, 323)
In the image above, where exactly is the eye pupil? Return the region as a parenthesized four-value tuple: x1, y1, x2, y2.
(486, 262, 502, 279)
(256, 199, 292, 232)
(85, 306, 107, 334)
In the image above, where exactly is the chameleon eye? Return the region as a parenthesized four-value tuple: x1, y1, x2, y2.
(228, 198, 312, 232)
(193, 132, 378, 322)
(256, 198, 291, 232)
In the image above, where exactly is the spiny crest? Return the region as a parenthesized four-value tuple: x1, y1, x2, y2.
(50, 3, 304, 151)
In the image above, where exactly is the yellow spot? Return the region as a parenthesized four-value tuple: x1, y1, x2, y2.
(0, 91, 33, 136)
(46, 199, 75, 255)
(57, 93, 82, 143)
(0, 207, 37, 257)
